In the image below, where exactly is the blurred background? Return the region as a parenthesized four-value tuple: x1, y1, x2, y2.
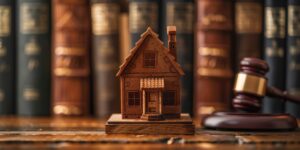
(0, 0, 299, 120)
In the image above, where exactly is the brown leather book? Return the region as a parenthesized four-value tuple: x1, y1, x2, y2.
(194, 0, 233, 118)
(234, 0, 263, 70)
(52, 0, 90, 116)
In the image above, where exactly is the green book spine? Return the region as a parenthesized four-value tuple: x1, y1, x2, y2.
(234, 0, 263, 70)
(161, 0, 194, 115)
(91, 0, 120, 118)
(262, 0, 286, 114)
(0, 0, 15, 115)
(16, 0, 51, 116)
(285, 0, 300, 118)
(128, 0, 159, 47)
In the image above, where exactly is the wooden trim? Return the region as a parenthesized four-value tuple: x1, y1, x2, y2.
(121, 77, 124, 115)
(159, 91, 162, 114)
(142, 90, 145, 115)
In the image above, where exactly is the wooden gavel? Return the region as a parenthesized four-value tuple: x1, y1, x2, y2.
(233, 57, 300, 112)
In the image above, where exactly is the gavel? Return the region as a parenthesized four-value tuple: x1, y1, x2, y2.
(233, 57, 300, 112)
(202, 57, 300, 131)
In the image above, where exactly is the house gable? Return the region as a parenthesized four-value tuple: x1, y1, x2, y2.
(116, 27, 184, 77)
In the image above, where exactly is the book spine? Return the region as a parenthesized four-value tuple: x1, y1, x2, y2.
(0, 0, 14, 115)
(194, 0, 233, 117)
(234, 0, 263, 69)
(91, 0, 120, 118)
(16, 0, 51, 116)
(161, 0, 194, 114)
(52, 0, 90, 116)
(263, 0, 286, 114)
(119, 1, 130, 62)
(128, 0, 159, 47)
(285, 0, 300, 118)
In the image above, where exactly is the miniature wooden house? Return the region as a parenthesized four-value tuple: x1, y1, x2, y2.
(116, 26, 184, 120)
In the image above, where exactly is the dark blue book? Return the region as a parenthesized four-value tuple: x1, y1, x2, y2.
(234, 0, 263, 70)
(161, 0, 194, 115)
(263, 0, 286, 114)
(285, 0, 300, 118)
(16, 0, 51, 116)
(91, 0, 120, 118)
(128, 0, 159, 47)
(0, 0, 15, 115)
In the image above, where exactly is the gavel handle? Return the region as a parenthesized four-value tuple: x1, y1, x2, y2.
(267, 86, 300, 104)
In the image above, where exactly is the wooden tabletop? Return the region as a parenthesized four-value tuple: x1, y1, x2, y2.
(0, 117, 300, 149)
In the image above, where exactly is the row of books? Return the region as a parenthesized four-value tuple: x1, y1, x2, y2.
(264, 0, 300, 117)
(0, 0, 299, 118)
(194, 0, 300, 118)
(0, 0, 192, 117)
(0, 0, 109, 117)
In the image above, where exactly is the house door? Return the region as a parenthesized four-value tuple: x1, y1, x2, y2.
(145, 91, 160, 114)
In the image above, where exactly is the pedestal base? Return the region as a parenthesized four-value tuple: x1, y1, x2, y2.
(105, 113, 195, 135)
(202, 112, 298, 131)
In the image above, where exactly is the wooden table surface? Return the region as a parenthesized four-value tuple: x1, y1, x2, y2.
(0, 117, 300, 149)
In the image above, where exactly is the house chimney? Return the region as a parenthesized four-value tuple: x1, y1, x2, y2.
(167, 26, 177, 60)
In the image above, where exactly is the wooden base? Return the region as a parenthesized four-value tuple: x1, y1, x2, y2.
(105, 113, 195, 135)
(203, 112, 298, 131)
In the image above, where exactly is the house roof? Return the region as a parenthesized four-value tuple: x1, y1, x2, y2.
(116, 27, 184, 77)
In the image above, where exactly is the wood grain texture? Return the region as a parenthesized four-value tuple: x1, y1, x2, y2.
(2, 143, 300, 150)
(0, 117, 299, 149)
(106, 113, 195, 135)
(107, 113, 192, 124)
(237, 134, 300, 144)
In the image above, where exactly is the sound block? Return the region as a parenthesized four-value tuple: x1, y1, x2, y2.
(106, 113, 195, 135)
(202, 112, 298, 131)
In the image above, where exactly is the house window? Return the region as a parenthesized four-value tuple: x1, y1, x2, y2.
(128, 91, 140, 106)
(163, 91, 176, 105)
(143, 52, 156, 68)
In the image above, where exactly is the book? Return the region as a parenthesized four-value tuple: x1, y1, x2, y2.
(194, 0, 233, 118)
(16, 0, 51, 116)
(120, 0, 130, 62)
(161, 0, 194, 115)
(234, 0, 263, 70)
(262, 0, 286, 114)
(52, 0, 90, 116)
(128, 0, 159, 47)
(286, 0, 300, 118)
(91, 0, 120, 118)
(0, 0, 14, 115)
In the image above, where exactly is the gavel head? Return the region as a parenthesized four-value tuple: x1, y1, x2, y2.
(233, 58, 269, 112)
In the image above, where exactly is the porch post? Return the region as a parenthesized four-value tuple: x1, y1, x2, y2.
(159, 91, 162, 114)
(142, 90, 146, 115)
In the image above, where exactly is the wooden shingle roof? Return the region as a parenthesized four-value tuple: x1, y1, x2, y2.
(116, 27, 184, 77)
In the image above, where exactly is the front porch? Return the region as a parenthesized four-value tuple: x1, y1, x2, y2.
(140, 78, 164, 121)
